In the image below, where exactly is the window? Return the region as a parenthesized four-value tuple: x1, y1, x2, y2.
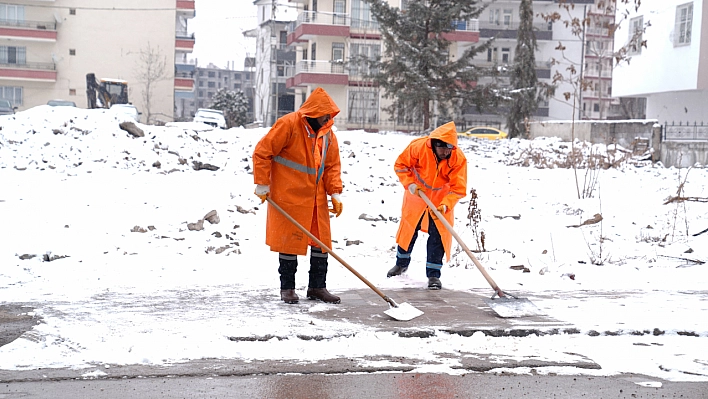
(332, 43, 345, 63)
(347, 88, 379, 124)
(351, 0, 377, 29)
(628, 16, 643, 55)
(234, 73, 241, 80)
(675, 2, 693, 46)
(199, 81, 204, 87)
(69, 49, 76, 56)
(208, 71, 216, 78)
(593, 103, 600, 112)
(311, 43, 316, 60)
(0, 46, 26, 65)
(502, 9, 513, 27)
(334, 0, 346, 25)
(501, 47, 510, 63)
(0, 4, 25, 22)
(279, 31, 287, 46)
(234, 83, 241, 90)
(1, 86, 23, 106)
(349, 43, 380, 75)
(208, 82, 215, 88)
(198, 90, 204, 97)
(69, 8, 76, 15)
(489, 9, 499, 24)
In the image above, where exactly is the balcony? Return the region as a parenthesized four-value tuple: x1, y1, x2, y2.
(479, 21, 553, 41)
(286, 60, 348, 88)
(0, 61, 56, 82)
(441, 20, 480, 43)
(176, 32, 195, 52)
(0, 19, 57, 42)
(287, 11, 350, 45)
(175, 76, 194, 91)
(176, 0, 196, 18)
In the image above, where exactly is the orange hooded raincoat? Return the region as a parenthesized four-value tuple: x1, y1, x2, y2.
(394, 121, 467, 262)
(253, 88, 342, 255)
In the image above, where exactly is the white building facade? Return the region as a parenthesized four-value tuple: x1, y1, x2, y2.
(613, 0, 707, 124)
(0, 0, 195, 122)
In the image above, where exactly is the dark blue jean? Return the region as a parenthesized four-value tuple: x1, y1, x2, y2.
(395, 214, 443, 278)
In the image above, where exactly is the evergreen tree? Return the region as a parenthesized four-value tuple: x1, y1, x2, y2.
(507, 0, 539, 138)
(364, 0, 496, 130)
(211, 89, 249, 128)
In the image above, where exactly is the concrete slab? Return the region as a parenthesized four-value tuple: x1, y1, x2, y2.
(296, 288, 571, 337)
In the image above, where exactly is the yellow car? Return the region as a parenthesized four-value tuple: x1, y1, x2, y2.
(459, 126, 508, 140)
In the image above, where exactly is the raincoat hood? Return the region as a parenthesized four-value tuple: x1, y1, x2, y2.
(298, 87, 341, 120)
(428, 121, 458, 148)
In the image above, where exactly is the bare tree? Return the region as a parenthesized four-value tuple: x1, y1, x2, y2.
(134, 42, 169, 124)
(538, 0, 646, 199)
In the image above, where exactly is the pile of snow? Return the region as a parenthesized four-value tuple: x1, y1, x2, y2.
(1, 106, 707, 381)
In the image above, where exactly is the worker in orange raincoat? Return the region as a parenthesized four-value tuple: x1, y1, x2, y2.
(252, 87, 344, 305)
(388, 121, 467, 290)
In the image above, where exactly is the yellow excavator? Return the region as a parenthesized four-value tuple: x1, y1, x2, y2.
(86, 73, 129, 109)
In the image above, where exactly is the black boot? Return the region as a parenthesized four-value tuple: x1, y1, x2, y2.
(278, 253, 298, 303)
(387, 264, 408, 277)
(307, 247, 340, 304)
(280, 289, 299, 304)
(308, 246, 328, 288)
(307, 287, 341, 304)
(428, 277, 442, 290)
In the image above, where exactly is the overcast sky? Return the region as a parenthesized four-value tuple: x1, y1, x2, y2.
(189, 0, 258, 69)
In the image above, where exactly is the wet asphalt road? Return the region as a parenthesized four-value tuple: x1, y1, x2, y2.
(2, 372, 707, 398)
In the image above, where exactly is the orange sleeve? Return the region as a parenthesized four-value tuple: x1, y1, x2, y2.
(394, 143, 418, 189)
(440, 151, 467, 210)
(323, 132, 343, 195)
(252, 117, 292, 185)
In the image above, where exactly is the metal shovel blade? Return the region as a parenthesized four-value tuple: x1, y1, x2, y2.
(482, 297, 544, 318)
(384, 302, 424, 321)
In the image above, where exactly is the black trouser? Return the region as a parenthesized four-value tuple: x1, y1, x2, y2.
(278, 246, 328, 289)
(395, 213, 443, 278)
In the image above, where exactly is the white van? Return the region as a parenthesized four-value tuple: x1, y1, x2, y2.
(193, 108, 227, 129)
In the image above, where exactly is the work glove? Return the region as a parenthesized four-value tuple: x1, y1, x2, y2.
(408, 183, 423, 196)
(431, 204, 447, 220)
(254, 184, 269, 204)
(329, 193, 343, 217)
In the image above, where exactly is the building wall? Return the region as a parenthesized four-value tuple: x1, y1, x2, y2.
(645, 90, 708, 123)
(613, 0, 704, 96)
(613, 0, 707, 124)
(1, 0, 178, 122)
(192, 64, 255, 119)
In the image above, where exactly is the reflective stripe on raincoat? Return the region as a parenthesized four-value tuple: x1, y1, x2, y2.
(394, 121, 467, 262)
(253, 87, 342, 255)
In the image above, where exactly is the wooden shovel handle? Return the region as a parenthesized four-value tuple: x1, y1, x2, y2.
(418, 192, 505, 297)
(266, 197, 397, 307)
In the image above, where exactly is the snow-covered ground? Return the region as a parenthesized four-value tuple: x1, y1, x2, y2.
(1, 105, 707, 382)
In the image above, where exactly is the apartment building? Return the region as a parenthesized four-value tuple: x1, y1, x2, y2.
(248, 0, 298, 126)
(187, 62, 255, 121)
(0, 0, 195, 123)
(613, 0, 707, 124)
(250, 0, 635, 131)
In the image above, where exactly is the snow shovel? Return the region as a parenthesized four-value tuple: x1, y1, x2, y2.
(266, 197, 424, 321)
(417, 192, 542, 318)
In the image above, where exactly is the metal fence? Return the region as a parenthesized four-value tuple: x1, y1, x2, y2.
(663, 122, 708, 141)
